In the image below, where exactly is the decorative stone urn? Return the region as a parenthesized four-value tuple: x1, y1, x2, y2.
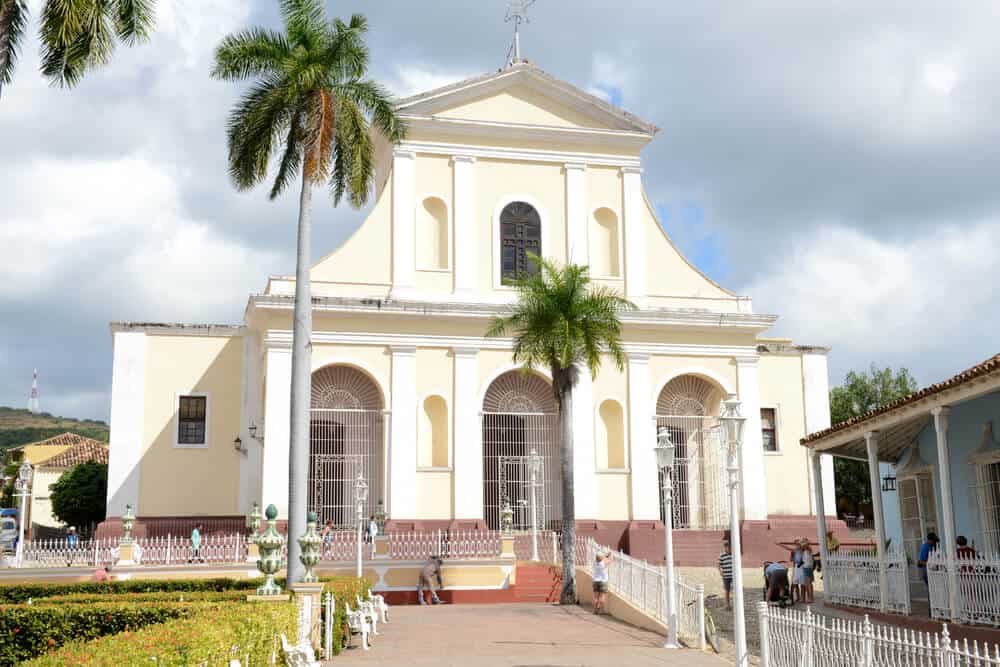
(121, 504, 135, 544)
(255, 504, 285, 596)
(247, 502, 262, 541)
(298, 511, 322, 583)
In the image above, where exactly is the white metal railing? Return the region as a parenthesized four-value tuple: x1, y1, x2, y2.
(321, 530, 358, 561)
(385, 530, 505, 560)
(135, 533, 247, 564)
(584, 538, 705, 648)
(928, 549, 1000, 626)
(822, 547, 910, 613)
(758, 603, 1000, 667)
(17, 538, 117, 568)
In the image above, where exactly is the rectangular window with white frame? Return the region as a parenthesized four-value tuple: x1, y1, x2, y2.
(975, 461, 1000, 552)
(176, 394, 209, 447)
(761, 406, 779, 453)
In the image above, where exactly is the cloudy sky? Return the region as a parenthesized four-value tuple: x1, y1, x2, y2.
(2, 1, 998, 421)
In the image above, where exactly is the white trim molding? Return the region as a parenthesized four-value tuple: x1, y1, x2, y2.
(760, 403, 782, 455)
(627, 352, 659, 520)
(451, 155, 477, 294)
(106, 331, 147, 517)
(452, 346, 482, 520)
(392, 150, 417, 291)
(736, 356, 768, 521)
(652, 366, 739, 402)
(389, 346, 418, 518)
(621, 167, 646, 304)
(565, 163, 588, 266)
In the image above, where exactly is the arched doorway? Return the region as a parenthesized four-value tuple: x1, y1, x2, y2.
(481, 370, 560, 530)
(310, 365, 384, 527)
(655, 375, 729, 529)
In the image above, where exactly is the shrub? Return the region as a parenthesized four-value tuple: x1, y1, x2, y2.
(24, 600, 297, 667)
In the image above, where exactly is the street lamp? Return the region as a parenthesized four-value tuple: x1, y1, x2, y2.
(354, 473, 368, 578)
(527, 448, 542, 562)
(14, 462, 33, 567)
(719, 394, 748, 667)
(654, 426, 680, 649)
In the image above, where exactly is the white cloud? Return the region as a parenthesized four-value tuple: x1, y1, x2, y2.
(387, 65, 474, 98)
(745, 223, 1000, 380)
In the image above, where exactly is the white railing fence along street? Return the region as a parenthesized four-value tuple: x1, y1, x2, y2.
(822, 547, 911, 614)
(17, 538, 118, 568)
(757, 602, 1000, 667)
(320, 530, 357, 561)
(136, 533, 248, 565)
(928, 549, 1000, 627)
(584, 538, 705, 648)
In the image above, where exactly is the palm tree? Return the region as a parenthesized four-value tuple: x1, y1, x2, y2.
(487, 256, 634, 603)
(212, 1, 403, 583)
(0, 0, 155, 98)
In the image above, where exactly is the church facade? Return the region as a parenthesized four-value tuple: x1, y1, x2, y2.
(105, 62, 836, 560)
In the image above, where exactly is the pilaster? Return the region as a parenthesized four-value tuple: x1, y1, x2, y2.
(392, 150, 416, 291)
(452, 156, 477, 294)
(107, 331, 147, 517)
(239, 331, 263, 514)
(735, 357, 767, 521)
(452, 348, 482, 519)
(390, 346, 418, 517)
(565, 163, 587, 265)
(572, 363, 595, 519)
(628, 353, 658, 520)
(802, 351, 837, 514)
(261, 345, 292, 516)
(621, 167, 646, 304)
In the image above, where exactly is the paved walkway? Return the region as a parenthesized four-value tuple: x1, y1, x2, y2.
(331, 603, 724, 666)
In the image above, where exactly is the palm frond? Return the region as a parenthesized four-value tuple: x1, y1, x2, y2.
(115, 0, 154, 45)
(269, 108, 304, 199)
(280, 0, 325, 48)
(0, 0, 29, 94)
(39, 0, 126, 87)
(331, 96, 374, 207)
(335, 79, 405, 142)
(225, 74, 295, 190)
(302, 88, 335, 183)
(212, 27, 289, 81)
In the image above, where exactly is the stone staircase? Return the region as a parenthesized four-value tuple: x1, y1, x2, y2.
(514, 562, 562, 603)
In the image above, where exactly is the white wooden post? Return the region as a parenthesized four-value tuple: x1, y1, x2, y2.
(862, 615, 874, 667)
(551, 531, 558, 565)
(324, 592, 333, 659)
(803, 607, 815, 667)
(865, 431, 889, 612)
(757, 602, 770, 667)
(932, 406, 959, 620)
(697, 584, 706, 651)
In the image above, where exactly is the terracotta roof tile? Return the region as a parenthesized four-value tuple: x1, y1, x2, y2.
(25, 433, 109, 467)
(802, 353, 1000, 445)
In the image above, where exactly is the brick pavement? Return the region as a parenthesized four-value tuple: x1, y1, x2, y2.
(330, 602, 725, 666)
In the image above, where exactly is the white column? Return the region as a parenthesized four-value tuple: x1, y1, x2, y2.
(932, 406, 959, 619)
(452, 155, 477, 295)
(628, 353, 658, 519)
(621, 167, 646, 304)
(735, 357, 768, 521)
(865, 431, 889, 612)
(239, 331, 263, 515)
(107, 331, 147, 517)
(802, 350, 837, 514)
(391, 149, 416, 293)
(810, 449, 830, 567)
(565, 163, 587, 265)
(572, 364, 596, 519)
(452, 348, 482, 519)
(261, 346, 292, 516)
(390, 346, 417, 518)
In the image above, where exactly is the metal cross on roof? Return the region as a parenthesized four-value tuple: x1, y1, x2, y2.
(505, 0, 536, 63)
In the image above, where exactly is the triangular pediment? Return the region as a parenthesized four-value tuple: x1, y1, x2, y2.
(397, 62, 658, 135)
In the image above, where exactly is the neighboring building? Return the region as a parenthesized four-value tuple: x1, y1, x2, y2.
(8, 433, 109, 537)
(104, 61, 836, 561)
(802, 354, 1000, 625)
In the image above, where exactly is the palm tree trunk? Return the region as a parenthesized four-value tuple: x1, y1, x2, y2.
(286, 168, 313, 584)
(559, 380, 577, 604)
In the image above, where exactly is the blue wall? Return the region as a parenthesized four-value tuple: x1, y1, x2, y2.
(879, 390, 1000, 551)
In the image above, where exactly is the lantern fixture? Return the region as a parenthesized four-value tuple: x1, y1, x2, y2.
(881, 474, 897, 492)
(655, 427, 675, 472)
(719, 394, 747, 447)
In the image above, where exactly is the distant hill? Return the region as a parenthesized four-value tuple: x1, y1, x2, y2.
(0, 407, 109, 451)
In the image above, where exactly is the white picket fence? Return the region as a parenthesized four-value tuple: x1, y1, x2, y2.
(823, 548, 911, 614)
(136, 534, 248, 564)
(584, 538, 705, 648)
(386, 530, 507, 560)
(758, 603, 1000, 667)
(18, 538, 118, 568)
(928, 549, 1000, 627)
(321, 530, 358, 561)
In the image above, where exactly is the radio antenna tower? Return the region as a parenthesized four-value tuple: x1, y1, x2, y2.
(28, 369, 40, 414)
(504, 0, 536, 66)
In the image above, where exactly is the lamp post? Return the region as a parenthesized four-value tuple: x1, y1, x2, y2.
(719, 394, 748, 667)
(527, 448, 542, 562)
(654, 426, 680, 649)
(14, 462, 32, 567)
(354, 473, 368, 578)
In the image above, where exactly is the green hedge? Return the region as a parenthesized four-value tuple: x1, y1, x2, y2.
(24, 600, 296, 667)
(32, 590, 248, 605)
(0, 602, 191, 665)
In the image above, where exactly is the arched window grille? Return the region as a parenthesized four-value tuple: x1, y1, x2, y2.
(500, 201, 541, 284)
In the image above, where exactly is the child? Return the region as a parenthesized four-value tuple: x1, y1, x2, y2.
(718, 540, 733, 610)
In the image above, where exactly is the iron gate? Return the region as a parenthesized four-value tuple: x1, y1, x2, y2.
(309, 408, 383, 528)
(655, 415, 729, 530)
(497, 455, 546, 531)
(482, 412, 560, 530)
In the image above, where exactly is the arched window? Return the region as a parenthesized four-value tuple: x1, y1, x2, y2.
(597, 399, 626, 469)
(419, 395, 449, 468)
(500, 201, 541, 284)
(590, 207, 620, 277)
(416, 196, 449, 270)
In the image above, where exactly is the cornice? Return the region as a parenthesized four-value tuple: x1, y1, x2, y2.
(110, 322, 246, 337)
(397, 137, 644, 168)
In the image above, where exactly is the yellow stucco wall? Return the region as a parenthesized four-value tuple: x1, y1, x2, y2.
(759, 354, 813, 516)
(309, 175, 392, 286)
(140, 335, 243, 517)
(437, 85, 612, 130)
(311, 343, 391, 405)
(648, 355, 738, 402)
(596, 472, 630, 521)
(415, 470, 453, 519)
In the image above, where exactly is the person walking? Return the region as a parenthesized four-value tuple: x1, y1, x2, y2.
(417, 556, 444, 605)
(718, 539, 734, 610)
(189, 524, 204, 563)
(917, 532, 939, 587)
(592, 551, 613, 614)
(366, 515, 378, 558)
(65, 526, 79, 567)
